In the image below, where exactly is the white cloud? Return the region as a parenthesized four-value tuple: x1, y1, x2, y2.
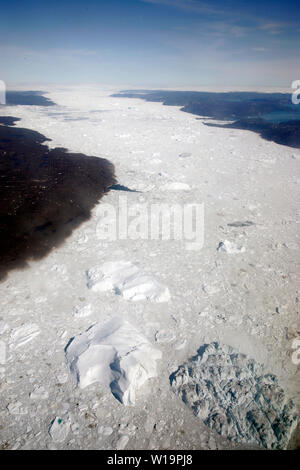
(0, 45, 98, 59)
(140, 0, 223, 14)
(252, 47, 268, 52)
(258, 21, 289, 35)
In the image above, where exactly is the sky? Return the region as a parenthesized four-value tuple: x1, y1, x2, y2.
(0, 0, 300, 88)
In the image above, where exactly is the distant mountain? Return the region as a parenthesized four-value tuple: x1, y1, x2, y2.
(205, 119, 300, 149)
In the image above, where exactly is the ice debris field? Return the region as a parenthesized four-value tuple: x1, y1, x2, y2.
(0, 85, 299, 450)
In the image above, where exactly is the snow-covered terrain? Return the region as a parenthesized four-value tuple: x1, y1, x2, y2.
(0, 85, 299, 450)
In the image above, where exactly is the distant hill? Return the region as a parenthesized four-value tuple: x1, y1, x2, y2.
(112, 90, 300, 148)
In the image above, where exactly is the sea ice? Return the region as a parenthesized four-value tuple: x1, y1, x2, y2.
(65, 317, 162, 406)
(29, 385, 49, 400)
(86, 260, 170, 302)
(9, 323, 40, 349)
(49, 416, 70, 443)
(174, 338, 187, 350)
(178, 152, 192, 158)
(217, 240, 246, 254)
(7, 401, 28, 415)
(0, 340, 6, 364)
(155, 329, 175, 343)
(116, 434, 129, 450)
(72, 304, 93, 318)
(160, 182, 190, 191)
(0, 321, 8, 334)
(202, 284, 220, 295)
(98, 425, 113, 436)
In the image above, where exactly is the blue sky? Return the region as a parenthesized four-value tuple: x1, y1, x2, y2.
(0, 0, 299, 87)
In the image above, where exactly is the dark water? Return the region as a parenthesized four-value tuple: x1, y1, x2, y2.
(3, 90, 55, 107)
(262, 110, 300, 123)
(112, 90, 300, 149)
(0, 117, 116, 281)
(109, 183, 141, 192)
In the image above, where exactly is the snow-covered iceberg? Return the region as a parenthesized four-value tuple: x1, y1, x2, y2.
(65, 317, 162, 405)
(86, 260, 170, 302)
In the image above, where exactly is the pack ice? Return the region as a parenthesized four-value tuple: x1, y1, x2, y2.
(86, 260, 170, 302)
(217, 240, 246, 254)
(160, 182, 191, 191)
(65, 317, 162, 405)
(171, 342, 298, 449)
(9, 323, 40, 349)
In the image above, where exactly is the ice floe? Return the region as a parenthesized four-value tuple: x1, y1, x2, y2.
(72, 303, 93, 318)
(86, 260, 170, 302)
(217, 240, 246, 254)
(65, 317, 162, 405)
(116, 434, 129, 450)
(49, 416, 70, 443)
(202, 283, 220, 295)
(98, 425, 113, 436)
(9, 323, 40, 349)
(29, 385, 49, 400)
(7, 401, 28, 415)
(155, 329, 175, 343)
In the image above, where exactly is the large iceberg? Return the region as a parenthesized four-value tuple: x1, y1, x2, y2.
(86, 260, 170, 302)
(65, 317, 162, 406)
